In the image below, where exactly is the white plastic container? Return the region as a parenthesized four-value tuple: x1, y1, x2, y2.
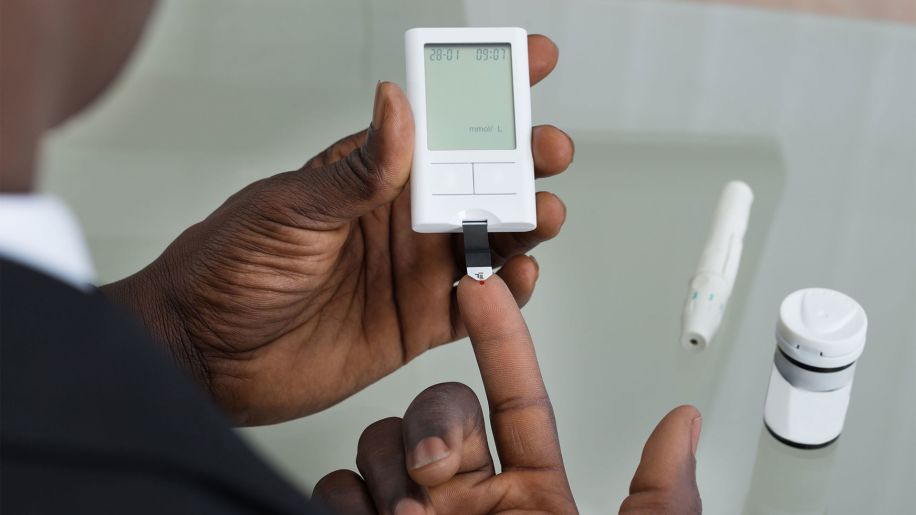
(763, 288, 868, 448)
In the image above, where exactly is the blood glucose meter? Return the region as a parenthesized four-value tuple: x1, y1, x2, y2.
(405, 28, 536, 279)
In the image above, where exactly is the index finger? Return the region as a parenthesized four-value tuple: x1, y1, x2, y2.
(528, 34, 559, 86)
(456, 275, 563, 471)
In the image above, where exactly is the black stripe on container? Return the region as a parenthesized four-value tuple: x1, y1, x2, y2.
(778, 347, 854, 374)
(765, 422, 840, 450)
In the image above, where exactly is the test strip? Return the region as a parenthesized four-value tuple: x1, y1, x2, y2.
(462, 220, 493, 281)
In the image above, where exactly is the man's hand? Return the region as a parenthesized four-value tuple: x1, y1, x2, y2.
(102, 35, 573, 425)
(311, 277, 703, 514)
(313, 275, 578, 514)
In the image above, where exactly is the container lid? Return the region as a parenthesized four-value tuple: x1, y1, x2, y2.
(776, 288, 868, 369)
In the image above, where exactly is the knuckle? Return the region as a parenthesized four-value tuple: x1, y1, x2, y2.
(313, 469, 361, 495)
(303, 146, 334, 170)
(410, 382, 482, 422)
(493, 393, 554, 415)
(267, 166, 359, 224)
(311, 469, 370, 511)
(249, 173, 322, 224)
(420, 381, 479, 407)
(304, 130, 367, 169)
(342, 145, 384, 201)
(405, 383, 484, 442)
(358, 417, 402, 447)
(253, 142, 387, 226)
(356, 417, 402, 468)
(306, 163, 364, 218)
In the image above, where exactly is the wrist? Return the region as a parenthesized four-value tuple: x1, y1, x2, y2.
(100, 264, 212, 392)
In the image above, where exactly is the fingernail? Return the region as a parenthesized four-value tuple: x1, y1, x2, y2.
(409, 436, 450, 470)
(371, 80, 386, 130)
(394, 498, 426, 515)
(690, 416, 702, 456)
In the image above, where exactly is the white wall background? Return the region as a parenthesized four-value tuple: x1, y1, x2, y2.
(40, 1, 915, 513)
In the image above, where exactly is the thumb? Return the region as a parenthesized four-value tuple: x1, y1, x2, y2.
(265, 81, 414, 228)
(620, 405, 702, 515)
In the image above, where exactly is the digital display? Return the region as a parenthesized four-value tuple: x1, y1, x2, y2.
(424, 44, 516, 150)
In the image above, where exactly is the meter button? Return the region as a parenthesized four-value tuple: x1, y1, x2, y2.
(473, 162, 519, 194)
(430, 163, 473, 195)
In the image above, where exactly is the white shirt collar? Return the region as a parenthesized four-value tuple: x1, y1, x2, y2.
(0, 194, 96, 290)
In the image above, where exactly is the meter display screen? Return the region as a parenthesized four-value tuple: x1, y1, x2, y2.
(424, 44, 516, 151)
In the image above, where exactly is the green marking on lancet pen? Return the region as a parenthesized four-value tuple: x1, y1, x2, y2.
(692, 291, 698, 300)
(709, 293, 715, 301)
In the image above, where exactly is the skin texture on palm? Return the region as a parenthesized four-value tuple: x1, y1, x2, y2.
(312, 277, 702, 515)
(103, 36, 574, 426)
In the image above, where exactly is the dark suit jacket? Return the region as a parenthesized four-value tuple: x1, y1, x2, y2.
(1, 258, 322, 514)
